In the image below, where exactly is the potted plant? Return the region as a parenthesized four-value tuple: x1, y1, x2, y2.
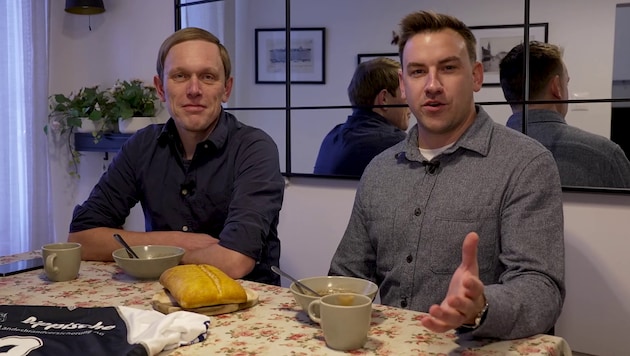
(110, 79, 160, 133)
(46, 85, 112, 133)
(45, 85, 113, 177)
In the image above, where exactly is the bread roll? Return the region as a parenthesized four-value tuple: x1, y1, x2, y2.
(159, 264, 247, 309)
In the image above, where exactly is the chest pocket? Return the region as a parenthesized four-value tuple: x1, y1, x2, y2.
(195, 184, 230, 220)
(426, 206, 498, 275)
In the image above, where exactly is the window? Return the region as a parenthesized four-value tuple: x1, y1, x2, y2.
(0, 1, 53, 255)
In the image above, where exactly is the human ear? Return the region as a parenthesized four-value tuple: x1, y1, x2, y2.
(374, 89, 388, 107)
(153, 75, 166, 102)
(472, 61, 483, 92)
(222, 76, 234, 103)
(398, 70, 406, 99)
(550, 75, 562, 99)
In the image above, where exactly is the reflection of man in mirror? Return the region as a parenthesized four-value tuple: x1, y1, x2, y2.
(329, 11, 565, 340)
(313, 58, 410, 176)
(500, 41, 630, 188)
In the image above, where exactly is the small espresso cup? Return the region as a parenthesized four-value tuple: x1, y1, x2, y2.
(308, 293, 372, 351)
(42, 242, 82, 282)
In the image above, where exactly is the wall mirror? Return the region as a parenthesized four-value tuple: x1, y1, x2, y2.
(175, 0, 630, 195)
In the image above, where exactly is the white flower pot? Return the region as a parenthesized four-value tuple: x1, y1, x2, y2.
(118, 117, 157, 134)
(76, 117, 97, 133)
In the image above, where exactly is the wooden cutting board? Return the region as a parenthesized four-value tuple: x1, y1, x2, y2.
(151, 288, 259, 316)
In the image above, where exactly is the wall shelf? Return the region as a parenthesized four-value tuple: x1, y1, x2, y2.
(74, 132, 132, 152)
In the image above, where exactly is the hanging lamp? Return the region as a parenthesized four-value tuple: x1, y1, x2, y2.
(65, 0, 105, 15)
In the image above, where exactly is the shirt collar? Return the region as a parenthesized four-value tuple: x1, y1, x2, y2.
(507, 109, 567, 127)
(349, 108, 389, 123)
(157, 108, 233, 151)
(397, 105, 493, 161)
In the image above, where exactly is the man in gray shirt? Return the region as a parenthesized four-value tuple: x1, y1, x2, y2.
(500, 41, 630, 188)
(329, 11, 565, 340)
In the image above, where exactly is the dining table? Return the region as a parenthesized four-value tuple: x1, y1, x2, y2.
(0, 251, 573, 356)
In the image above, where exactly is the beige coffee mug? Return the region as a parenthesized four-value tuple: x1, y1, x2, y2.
(308, 293, 372, 351)
(42, 242, 82, 282)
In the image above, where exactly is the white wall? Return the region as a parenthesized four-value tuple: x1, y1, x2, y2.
(559, 192, 630, 355)
(48, 1, 630, 355)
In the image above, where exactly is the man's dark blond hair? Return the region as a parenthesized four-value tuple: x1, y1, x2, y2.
(392, 10, 477, 64)
(499, 41, 564, 103)
(156, 27, 231, 82)
(347, 57, 401, 108)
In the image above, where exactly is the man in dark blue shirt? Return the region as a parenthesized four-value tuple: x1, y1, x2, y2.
(314, 58, 409, 176)
(69, 28, 285, 285)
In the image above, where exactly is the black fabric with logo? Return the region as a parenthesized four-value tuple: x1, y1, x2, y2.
(0, 305, 147, 356)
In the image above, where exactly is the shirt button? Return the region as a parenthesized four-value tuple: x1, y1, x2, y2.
(182, 226, 189, 232)
(203, 144, 209, 149)
(401, 299, 408, 308)
(406, 255, 413, 263)
(414, 208, 421, 216)
(181, 189, 188, 196)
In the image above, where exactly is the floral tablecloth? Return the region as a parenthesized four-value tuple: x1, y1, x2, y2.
(0, 252, 572, 355)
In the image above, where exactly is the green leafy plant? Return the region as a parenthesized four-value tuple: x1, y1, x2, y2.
(45, 86, 111, 133)
(109, 79, 159, 120)
(45, 80, 159, 177)
(45, 85, 112, 177)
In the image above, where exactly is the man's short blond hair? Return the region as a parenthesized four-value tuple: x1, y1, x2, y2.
(156, 27, 231, 82)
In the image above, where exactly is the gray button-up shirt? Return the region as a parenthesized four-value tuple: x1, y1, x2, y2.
(329, 106, 565, 339)
(507, 109, 630, 188)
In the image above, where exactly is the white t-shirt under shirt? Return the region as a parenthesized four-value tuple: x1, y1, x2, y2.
(419, 142, 454, 161)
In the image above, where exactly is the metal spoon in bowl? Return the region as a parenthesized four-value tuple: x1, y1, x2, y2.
(113, 233, 140, 259)
(271, 265, 322, 297)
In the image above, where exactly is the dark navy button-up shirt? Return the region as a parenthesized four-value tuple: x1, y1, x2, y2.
(313, 109, 406, 176)
(70, 110, 285, 285)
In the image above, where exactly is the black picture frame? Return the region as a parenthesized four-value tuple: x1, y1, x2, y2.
(255, 27, 326, 84)
(356, 52, 399, 66)
(470, 23, 549, 87)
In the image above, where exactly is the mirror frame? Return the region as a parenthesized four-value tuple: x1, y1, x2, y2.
(174, 0, 630, 195)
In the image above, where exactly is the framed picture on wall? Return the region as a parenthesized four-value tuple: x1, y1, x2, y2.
(357, 52, 399, 66)
(255, 27, 326, 84)
(470, 23, 549, 86)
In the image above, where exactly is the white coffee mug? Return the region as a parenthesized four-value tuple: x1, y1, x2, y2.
(42, 242, 82, 282)
(308, 293, 372, 351)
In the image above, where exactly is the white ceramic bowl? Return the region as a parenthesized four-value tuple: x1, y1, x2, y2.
(112, 245, 184, 279)
(290, 275, 379, 311)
